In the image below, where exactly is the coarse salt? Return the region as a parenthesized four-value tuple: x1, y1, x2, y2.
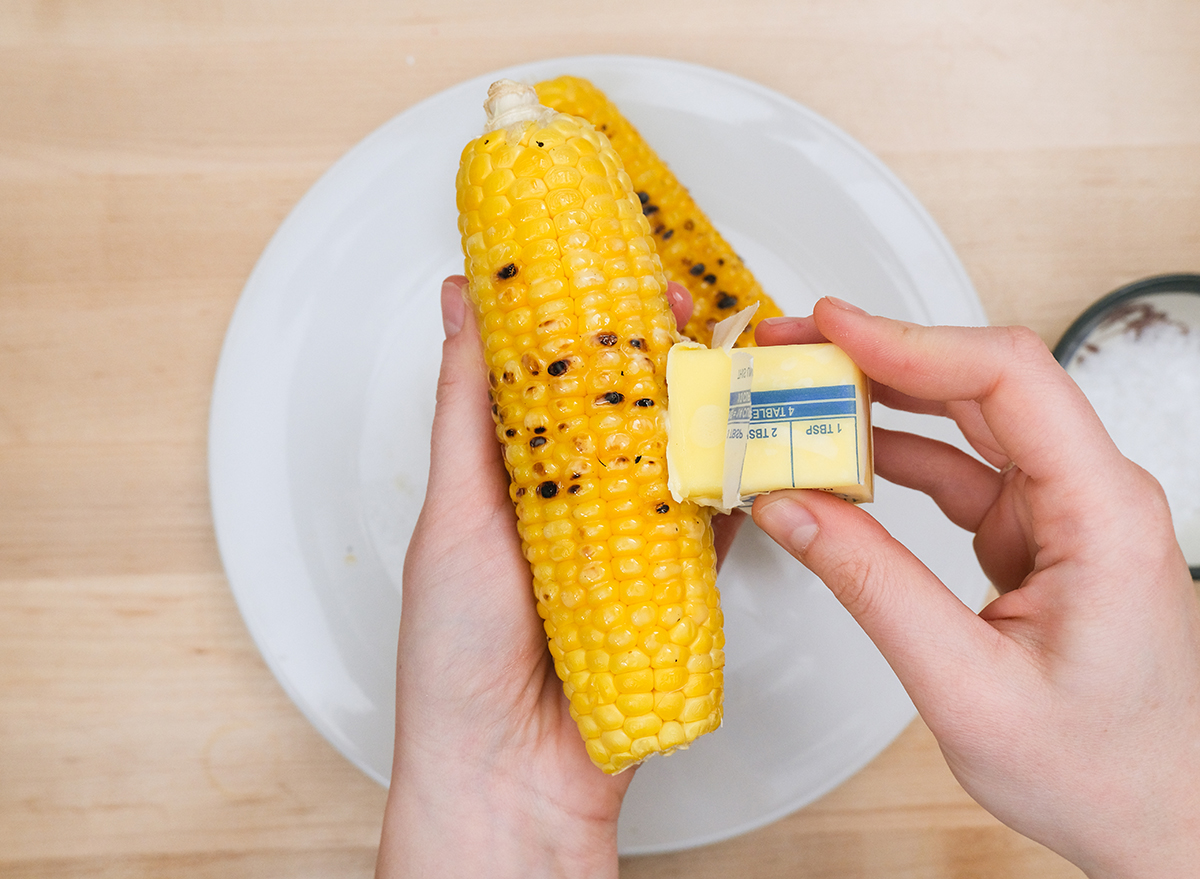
(1068, 318, 1200, 538)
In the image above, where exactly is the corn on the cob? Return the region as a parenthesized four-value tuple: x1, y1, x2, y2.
(535, 75, 783, 348)
(455, 80, 724, 774)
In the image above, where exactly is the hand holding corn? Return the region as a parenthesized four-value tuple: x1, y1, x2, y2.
(377, 274, 737, 877)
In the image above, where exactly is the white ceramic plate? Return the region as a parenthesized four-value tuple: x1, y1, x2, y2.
(209, 55, 990, 854)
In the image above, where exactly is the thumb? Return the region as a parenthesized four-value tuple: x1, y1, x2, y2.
(751, 490, 992, 702)
(424, 276, 510, 509)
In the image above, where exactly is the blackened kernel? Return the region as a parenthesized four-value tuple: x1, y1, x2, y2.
(537, 481, 558, 498)
(597, 332, 618, 346)
(634, 455, 643, 463)
(703, 273, 717, 285)
(496, 263, 518, 280)
(717, 293, 738, 309)
(656, 503, 670, 514)
(491, 404, 499, 416)
(653, 224, 666, 235)
(634, 398, 654, 407)
(662, 229, 674, 240)
(571, 472, 582, 479)
(530, 436, 547, 449)
(568, 484, 581, 494)
(600, 392, 625, 405)
(547, 359, 569, 376)
(637, 191, 650, 205)
(502, 370, 515, 383)
(505, 428, 517, 437)
(533, 426, 546, 434)
(629, 337, 644, 349)
(689, 263, 705, 276)
(643, 203, 659, 216)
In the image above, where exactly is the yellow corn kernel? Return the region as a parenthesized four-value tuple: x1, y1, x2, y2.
(457, 80, 723, 774)
(536, 75, 784, 348)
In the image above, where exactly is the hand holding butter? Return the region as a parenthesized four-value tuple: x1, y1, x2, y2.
(666, 305, 873, 513)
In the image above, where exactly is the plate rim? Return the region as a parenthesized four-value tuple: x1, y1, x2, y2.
(208, 52, 989, 854)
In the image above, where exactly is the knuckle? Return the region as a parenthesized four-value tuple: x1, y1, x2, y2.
(1003, 323, 1048, 358)
(824, 552, 888, 622)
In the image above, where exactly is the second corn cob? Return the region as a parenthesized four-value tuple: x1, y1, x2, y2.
(536, 74, 784, 348)
(455, 80, 725, 774)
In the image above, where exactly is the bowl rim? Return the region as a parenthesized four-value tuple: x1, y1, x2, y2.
(1053, 272, 1200, 367)
(1053, 272, 1200, 580)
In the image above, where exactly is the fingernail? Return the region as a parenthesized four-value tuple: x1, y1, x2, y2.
(441, 278, 466, 337)
(823, 296, 868, 315)
(758, 316, 807, 328)
(755, 494, 819, 554)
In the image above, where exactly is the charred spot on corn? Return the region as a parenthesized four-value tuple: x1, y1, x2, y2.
(568, 484, 581, 494)
(537, 481, 558, 499)
(689, 263, 705, 276)
(496, 263, 519, 281)
(634, 398, 655, 407)
(598, 392, 625, 405)
(717, 293, 738, 310)
(547, 359, 569, 376)
(596, 331, 618, 346)
(530, 436, 547, 449)
(656, 503, 670, 513)
(629, 337, 645, 350)
(505, 428, 517, 437)
(702, 273, 717, 285)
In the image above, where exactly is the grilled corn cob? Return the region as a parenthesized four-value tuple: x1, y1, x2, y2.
(455, 80, 724, 774)
(535, 74, 783, 348)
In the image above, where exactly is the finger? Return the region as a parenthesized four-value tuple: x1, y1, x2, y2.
(811, 298, 1124, 489)
(423, 277, 511, 514)
(754, 315, 826, 346)
(873, 427, 1003, 533)
(667, 281, 693, 332)
(404, 278, 528, 628)
(752, 489, 994, 704)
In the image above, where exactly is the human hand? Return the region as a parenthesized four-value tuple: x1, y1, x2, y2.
(376, 277, 739, 878)
(751, 298, 1200, 879)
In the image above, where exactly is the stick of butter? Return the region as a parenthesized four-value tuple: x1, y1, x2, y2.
(666, 339, 874, 512)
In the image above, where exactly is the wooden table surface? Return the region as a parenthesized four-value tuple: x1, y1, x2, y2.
(3, 2, 1197, 876)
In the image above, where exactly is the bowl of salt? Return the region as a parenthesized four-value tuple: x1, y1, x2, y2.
(1055, 274, 1200, 580)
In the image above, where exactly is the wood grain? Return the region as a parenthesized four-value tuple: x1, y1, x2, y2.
(3, 0, 1195, 875)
